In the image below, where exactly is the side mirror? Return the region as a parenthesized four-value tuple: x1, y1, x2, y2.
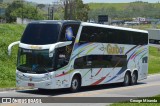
(49, 41, 72, 57)
(8, 41, 20, 56)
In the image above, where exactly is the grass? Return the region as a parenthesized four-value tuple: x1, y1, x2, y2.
(0, 24, 26, 88)
(149, 47, 160, 74)
(110, 95, 160, 106)
(0, 24, 160, 88)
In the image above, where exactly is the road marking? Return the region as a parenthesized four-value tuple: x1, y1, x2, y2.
(67, 83, 160, 97)
(148, 74, 160, 78)
(0, 92, 8, 94)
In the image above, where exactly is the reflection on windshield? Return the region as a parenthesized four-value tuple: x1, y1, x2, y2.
(17, 48, 54, 74)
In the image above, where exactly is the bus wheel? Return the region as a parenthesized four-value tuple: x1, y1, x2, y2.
(70, 76, 81, 92)
(123, 72, 131, 86)
(131, 72, 138, 85)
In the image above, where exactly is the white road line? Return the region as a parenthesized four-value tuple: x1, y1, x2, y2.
(0, 91, 9, 93)
(148, 74, 160, 77)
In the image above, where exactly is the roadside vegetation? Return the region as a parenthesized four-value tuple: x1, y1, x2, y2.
(0, 24, 160, 88)
(0, 24, 26, 88)
(88, 1, 160, 21)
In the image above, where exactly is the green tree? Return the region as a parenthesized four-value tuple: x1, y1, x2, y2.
(5, 0, 45, 23)
(63, 0, 89, 21)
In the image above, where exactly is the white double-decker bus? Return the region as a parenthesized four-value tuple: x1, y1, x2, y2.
(8, 20, 148, 92)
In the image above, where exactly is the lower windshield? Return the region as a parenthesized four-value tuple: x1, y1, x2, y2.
(17, 48, 54, 74)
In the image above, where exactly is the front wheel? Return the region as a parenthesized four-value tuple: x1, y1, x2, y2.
(123, 72, 131, 86)
(70, 76, 81, 92)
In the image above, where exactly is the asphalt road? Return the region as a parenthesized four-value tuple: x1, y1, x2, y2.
(0, 74, 160, 106)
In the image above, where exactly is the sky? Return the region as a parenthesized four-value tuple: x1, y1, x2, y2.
(26, 0, 160, 4)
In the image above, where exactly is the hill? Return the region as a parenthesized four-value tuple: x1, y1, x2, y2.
(88, 3, 128, 10)
(88, 2, 160, 10)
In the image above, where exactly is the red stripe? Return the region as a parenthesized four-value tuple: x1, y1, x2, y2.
(55, 72, 67, 77)
(131, 54, 136, 59)
(91, 77, 106, 86)
(95, 68, 102, 76)
(91, 73, 110, 85)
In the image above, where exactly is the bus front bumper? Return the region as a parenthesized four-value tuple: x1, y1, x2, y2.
(16, 70, 55, 89)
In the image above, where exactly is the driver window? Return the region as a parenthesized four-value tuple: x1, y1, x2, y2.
(55, 46, 72, 69)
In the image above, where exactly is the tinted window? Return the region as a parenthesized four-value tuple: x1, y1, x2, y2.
(74, 55, 127, 69)
(21, 23, 60, 45)
(54, 46, 72, 70)
(59, 24, 80, 42)
(79, 26, 148, 45)
(149, 39, 160, 44)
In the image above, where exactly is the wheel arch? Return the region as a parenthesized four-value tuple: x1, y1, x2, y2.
(70, 71, 82, 87)
(125, 69, 132, 77)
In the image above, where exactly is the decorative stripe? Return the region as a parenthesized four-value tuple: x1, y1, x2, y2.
(86, 45, 98, 55)
(140, 52, 147, 59)
(125, 45, 138, 55)
(82, 69, 91, 78)
(95, 68, 102, 76)
(55, 69, 74, 77)
(91, 73, 110, 85)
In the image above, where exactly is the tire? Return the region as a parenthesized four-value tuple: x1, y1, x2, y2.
(123, 72, 131, 86)
(70, 76, 81, 92)
(131, 72, 138, 85)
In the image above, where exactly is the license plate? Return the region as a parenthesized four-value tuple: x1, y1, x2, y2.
(28, 83, 35, 87)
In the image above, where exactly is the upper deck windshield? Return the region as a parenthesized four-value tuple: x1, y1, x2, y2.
(21, 23, 60, 45)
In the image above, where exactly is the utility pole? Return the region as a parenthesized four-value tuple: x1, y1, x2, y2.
(20, 0, 24, 24)
(22, 1, 24, 24)
(48, 4, 53, 20)
(48, 1, 62, 20)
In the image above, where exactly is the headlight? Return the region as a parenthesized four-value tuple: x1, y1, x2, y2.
(42, 74, 50, 80)
(16, 72, 23, 79)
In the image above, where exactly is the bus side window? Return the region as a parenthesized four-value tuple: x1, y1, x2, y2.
(74, 56, 87, 69)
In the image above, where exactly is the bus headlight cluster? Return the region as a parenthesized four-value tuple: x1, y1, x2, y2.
(42, 74, 51, 80)
(16, 72, 23, 79)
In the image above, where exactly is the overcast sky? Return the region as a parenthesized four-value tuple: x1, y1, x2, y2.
(26, 0, 160, 4)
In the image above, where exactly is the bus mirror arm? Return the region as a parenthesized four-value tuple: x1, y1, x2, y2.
(49, 41, 72, 57)
(8, 41, 20, 56)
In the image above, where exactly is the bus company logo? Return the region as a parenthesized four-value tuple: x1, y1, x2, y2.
(107, 44, 124, 54)
(30, 45, 42, 49)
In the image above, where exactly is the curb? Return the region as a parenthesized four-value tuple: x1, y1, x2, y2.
(0, 87, 33, 92)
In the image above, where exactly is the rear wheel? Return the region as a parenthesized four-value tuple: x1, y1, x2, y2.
(70, 76, 81, 92)
(123, 72, 131, 86)
(131, 72, 138, 85)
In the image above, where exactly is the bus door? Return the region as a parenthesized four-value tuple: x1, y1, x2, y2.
(54, 46, 71, 88)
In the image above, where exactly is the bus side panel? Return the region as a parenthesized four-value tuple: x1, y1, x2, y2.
(127, 45, 148, 81)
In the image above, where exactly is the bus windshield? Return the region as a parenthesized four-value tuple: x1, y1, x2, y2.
(21, 23, 60, 45)
(17, 48, 54, 74)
